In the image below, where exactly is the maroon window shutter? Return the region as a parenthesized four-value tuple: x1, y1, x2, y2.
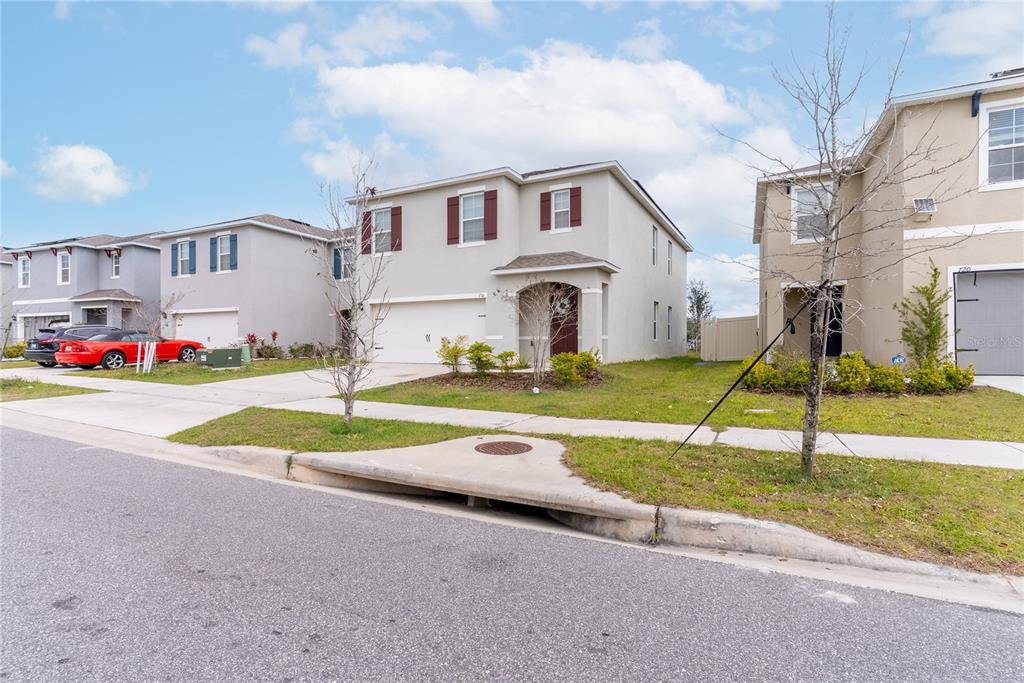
(390, 206, 402, 251)
(540, 191, 551, 231)
(483, 189, 498, 240)
(446, 196, 460, 245)
(569, 187, 582, 227)
(361, 211, 372, 254)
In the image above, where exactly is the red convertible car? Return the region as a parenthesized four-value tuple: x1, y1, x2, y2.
(55, 331, 202, 370)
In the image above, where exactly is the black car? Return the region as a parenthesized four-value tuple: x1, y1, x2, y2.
(25, 325, 121, 367)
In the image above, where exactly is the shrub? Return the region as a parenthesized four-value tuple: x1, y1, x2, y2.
(942, 361, 974, 391)
(495, 350, 518, 375)
(895, 260, 950, 369)
(869, 364, 905, 393)
(550, 352, 583, 383)
(287, 342, 317, 358)
(832, 352, 871, 393)
(738, 354, 784, 391)
(255, 343, 283, 359)
(908, 366, 948, 394)
(3, 342, 27, 359)
(467, 341, 496, 374)
(437, 336, 469, 373)
(772, 349, 809, 391)
(574, 349, 602, 376)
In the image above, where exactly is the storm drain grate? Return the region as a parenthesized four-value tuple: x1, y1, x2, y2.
(474, 441, 533, 455)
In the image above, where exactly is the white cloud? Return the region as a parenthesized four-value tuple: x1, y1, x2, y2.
(232, 0, 312, 14)
(0, 159, 15, 178)
(616, 18, 670, 61)
(919, 2, 1024, 75)
(738, 0, 781, 13)
(302, 133, 431, 189)
(31, 144, 143, 203)
(459, 1, 501, 29)
(246, 23, 315, 68)
(52, 1, 70, 21)
(687, 252, 760, 318)
(703, 6, 775, 52)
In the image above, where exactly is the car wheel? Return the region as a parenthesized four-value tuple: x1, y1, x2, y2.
(37, 361, 57, 368)
(101, 351, 127, 370)
(178, 346, 197, 363)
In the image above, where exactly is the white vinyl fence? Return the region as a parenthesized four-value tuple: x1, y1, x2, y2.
(700, 315, 759, 362)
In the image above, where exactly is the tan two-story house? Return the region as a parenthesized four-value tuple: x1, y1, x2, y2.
(753, 69, 1024, 376)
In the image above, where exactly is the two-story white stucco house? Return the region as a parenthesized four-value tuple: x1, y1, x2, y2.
(2, 233, 161, 340)
(158, 162, 691, 363)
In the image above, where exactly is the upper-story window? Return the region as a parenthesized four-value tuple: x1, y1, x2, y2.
(651, 226, 658, 266)
(667, 239, 672, 275)
(111, 253, 121, 278)
(792, 184, 829, 242)
(18, 257, 30, 288)
(552, 189, 570, 229)
(177, 240, 190, 276)
(986, 105, 1024, 185)
(461, 192, 485, 243)
(57, 252, 71, 285)
(217, 235, 232, 271)
(373, 208, 392, 253)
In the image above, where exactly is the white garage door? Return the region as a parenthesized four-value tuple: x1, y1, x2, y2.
(174, 311, 239, 348)
(954, 269, 1024, 375)
(371, 299, 486, 364)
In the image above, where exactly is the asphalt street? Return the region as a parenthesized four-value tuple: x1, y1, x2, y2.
(1, 427, 1021, 681)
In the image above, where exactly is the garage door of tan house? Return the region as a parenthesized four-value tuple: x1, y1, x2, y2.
(954, 269, 1024, 376)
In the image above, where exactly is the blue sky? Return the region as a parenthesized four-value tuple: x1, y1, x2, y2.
(3, 1, 1022, 314)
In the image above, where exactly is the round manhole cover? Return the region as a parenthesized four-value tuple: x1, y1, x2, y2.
(475, 441, 533, 455)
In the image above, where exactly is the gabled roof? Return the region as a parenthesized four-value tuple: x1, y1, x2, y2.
(491, 251, 621, 275)
(68, 288, 142, 303)
(348, 161, 693, 251)
(156, 214, 333, 241)
(3, 231, 162, 253)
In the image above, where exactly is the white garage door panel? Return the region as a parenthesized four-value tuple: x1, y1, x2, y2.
(955, 269, 1024, 376)
(372, 300, 486, 364)
(175, 311, 239, 348)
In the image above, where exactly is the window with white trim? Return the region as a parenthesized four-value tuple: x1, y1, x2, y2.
(667, 305, 673, 340)
(177, 240, 190, 276)
(18, 257, 30, 288)
(651, 226, 658, 266)
(461, 192, 484, 243)
(111, 253, 121, 278)
(986, 105, 1024, 185)
(552, 189, 570, 229)
(792, 184, 829, 242)
(57, 252, 70, 285)
(653, 301, 659, 340)
(217, 235, 232, 271)
(343, 244, 355, 279)
(373, 208, 392, 253)
(667, 239, 672, 275)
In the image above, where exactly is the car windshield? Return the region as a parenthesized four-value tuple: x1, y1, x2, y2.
(87, 333, 123, 341)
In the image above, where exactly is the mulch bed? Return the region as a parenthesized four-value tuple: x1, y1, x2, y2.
(419, 371, 603, 391)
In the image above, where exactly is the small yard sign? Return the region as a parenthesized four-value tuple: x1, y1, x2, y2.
(891, 353, 906, 366)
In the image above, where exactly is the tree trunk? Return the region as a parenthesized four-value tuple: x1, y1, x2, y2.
(800, 288, 830, 478)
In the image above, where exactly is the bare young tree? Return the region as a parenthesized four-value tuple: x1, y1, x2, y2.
(737, 5, 976, 477)
(687, 279, 714, 353)
(495, 279, 577, 385)
(131, 291, 186, 336)
(309, 159, 391, 426)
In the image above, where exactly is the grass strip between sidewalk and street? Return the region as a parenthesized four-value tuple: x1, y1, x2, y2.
(357, 355, 1024, 442)
(0, 378, 102, 403)
(170, 407, 1024, 575)
(0, 360, 44, 370)
(76, 358, 322, 385)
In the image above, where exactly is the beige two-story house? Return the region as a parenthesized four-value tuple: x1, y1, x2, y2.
(753, 69, 1024, 376)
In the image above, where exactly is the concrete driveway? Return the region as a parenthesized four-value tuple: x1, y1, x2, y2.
(974, 375, 1024, 396)
(0, 362, 445, 437)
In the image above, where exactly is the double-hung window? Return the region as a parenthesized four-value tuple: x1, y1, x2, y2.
(373, 209, 392, 253)
(651, 226, 658, 266)
(343, 245, 355, 279)
(986, 105, 1024, 186)
(667, 240, 672, 275)
(177, 241, 190, 276)
(461, 192, 485, 243)
(57, 252, 71, 285)
(792, 184, 829, 242)
(217, 235, 232, 271)
(667, 305, 673, 340)
(653, 301, 659, 340)
(111, 253, 121, 278)
(552, 189, 570, 229)
(18, 257, 30, 288)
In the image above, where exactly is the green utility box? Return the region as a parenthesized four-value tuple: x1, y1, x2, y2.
(197, 348, 242, 369)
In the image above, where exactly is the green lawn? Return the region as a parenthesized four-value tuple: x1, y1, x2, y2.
(358, 355, 1024, 442)
(76, 358, 322, 385)
(0, 360, 44, 369)
(171, 407, 1024, 575)
(0, 378, 101, 402)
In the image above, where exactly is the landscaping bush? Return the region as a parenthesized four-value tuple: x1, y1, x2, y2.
(467, 341, 496, 374)
(549, 351, 602, 385)
(895, 260, 950, 369)
(436, 336, 469, 373)
(738, 354, 784, 392)
(3, 342, 27, 359)
(868, 364, 905, 393)
(942, 361, 975, 391)
(287, 342, 317, 358)
(772, 349, 809, 391)
(255, 343, 284, 359)
(495, 350, 518, 375)
(908, 366, 948, 394)
(831, 352, 871, 393)
(574, 349, 601, 376)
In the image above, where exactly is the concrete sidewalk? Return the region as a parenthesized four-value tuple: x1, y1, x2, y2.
(271, 397, 1024, 470)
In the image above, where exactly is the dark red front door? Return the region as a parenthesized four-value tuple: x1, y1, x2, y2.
(550, 288, 579, 355)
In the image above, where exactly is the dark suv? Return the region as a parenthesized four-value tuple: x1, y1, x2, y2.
(25, 325, 121, 367)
